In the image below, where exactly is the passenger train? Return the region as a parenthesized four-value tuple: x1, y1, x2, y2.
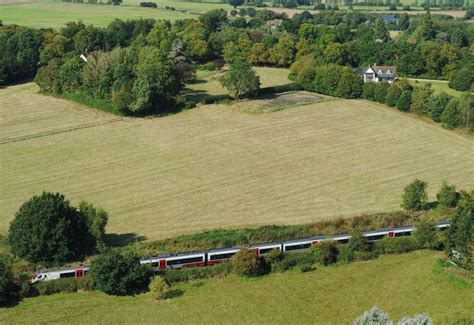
(32, 220, 449, 282)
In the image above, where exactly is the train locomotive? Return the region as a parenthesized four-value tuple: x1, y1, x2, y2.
(32, 221, 449, 282)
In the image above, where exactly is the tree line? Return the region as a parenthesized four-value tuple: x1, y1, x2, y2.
(1, 10, 472, 113)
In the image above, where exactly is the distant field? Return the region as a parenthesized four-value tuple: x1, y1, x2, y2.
(1, 251, 473, 323)
(1, 74, 473, 240)
(0, 2, 194, 28)
(408, 78, 469, 98)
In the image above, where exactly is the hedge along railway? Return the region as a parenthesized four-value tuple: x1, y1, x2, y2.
(32, 221, 450, 282)
(1, 83, 474, 240)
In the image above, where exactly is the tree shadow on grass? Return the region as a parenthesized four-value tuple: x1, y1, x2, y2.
(105, 233, 147, 247)
(164, 289, 184, 299)
(424, 201, 439, 210)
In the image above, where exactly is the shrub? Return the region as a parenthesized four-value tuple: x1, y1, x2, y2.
(238, 8, 247, 16)
(311, 241, 339, 265)
(230, 9, 237, 16)
(149, 276, 169, 300)
(380, 237, 420, 254)
(448, 65, 474, 92)
(35, 278, 79, 296)
(272, 252, 314, 272)
(79, 201, 108, 253)
(385, 83, 403, 107)
(354, 306, 393, 325)
(0, 257, 18, 305)
(397, 314, 433, 325)
(90, 250, 151, 296)
(247, 7, 257, 16)
(139, 2, 157, 8)
(413, 219, 439, 249)
(397, 90, 412, 112)
(428, 93, 450, 123)
(163, 263, 232, 284)
(299, 264, 315, 272)
(265, 248, 283, 264)
(436, 182, 459, 208)
(78, 275, 95, 291)
(401, 179, 428, 211)
(8, 192, 91, 265)
(231, 248, 264, 277)
(200, 62, 216, 71)
(441, 98, 463, 129)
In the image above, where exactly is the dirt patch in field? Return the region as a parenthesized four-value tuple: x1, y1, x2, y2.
(230, 91, 329, 114)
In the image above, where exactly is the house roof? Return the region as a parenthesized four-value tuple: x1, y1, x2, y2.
(371, 65, 397, 76)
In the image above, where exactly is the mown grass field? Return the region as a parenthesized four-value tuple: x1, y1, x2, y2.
(1, 68, 473, 240)
(1, 251, 473, 323)
(0, 2, 195, 29)
(408, 78, 470, 98)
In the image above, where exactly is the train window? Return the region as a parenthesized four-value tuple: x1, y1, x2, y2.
(259, 247, 279, 254)
(149, 262, 159, 268)
(366, 234, 385, 241)
(395, 231, 412, 237)
(59, 271, 75, 278)
(285, 243, 311, 251)
(336, 239, 349, 244)
(209, 252, 237, 260)
(167, 256, 203, 266)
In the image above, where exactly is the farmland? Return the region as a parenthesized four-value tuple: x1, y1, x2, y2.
(0, 2, 197, 29)
(1, 251, 473, 323)
(1, 75, 473, 241)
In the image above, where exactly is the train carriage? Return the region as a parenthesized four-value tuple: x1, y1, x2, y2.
(207, 247, 240, 265)
(140, 252, 206, 270)
(249, 242, 282, 256)
(32, 266, 89, 283)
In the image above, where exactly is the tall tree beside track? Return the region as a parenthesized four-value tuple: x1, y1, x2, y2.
(8, 192, 92, 266)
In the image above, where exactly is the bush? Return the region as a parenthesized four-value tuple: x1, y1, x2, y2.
(231, 248, 264, 277)
(380, 236, 420, 254)
(265, 248, 283, 264)
(8, 192, 91, 265)
(139, 1, 157, 8)
(90, 250, 152, 296)
(35, 278, 79, 296)
(428, 93, 450, 123)
(238, 8, 247, 16)
(413, 219, 439, 249)
(163, 263, 232, 284)
(441, 98, 463, 129)
(449, 65, 474, 92)
(230, 9, 237, 16)
(272, 252, 314, 272)
(79, 201, 108, 253)
(0, 257, 18, 305)
(354, 306, 393, 325)
(148, 276, 169, 300)
(299, 263, 315, 272)
(200, 62, 216, 71)
(247, 7, 257, 16)
(437, 182, 459, 208)
(311, 241, 339, 265)
(401, 179, 428, 211)
(397, 90, 412, 112)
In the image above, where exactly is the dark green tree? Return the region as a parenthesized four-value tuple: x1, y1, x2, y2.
(90, 250, 151, 296)
(398, 13, 410, 30)
(401, 179, 428, 211)
(448, 64, 474, 92)
(445, 192, 473, 267)
(419, 14, 436, 41)
(385, 83, 403, 107)
(441, 98, 463, 129)
(199, 9, 228, 35)
(336, 68, 363, 99)
(219, 59, 260, 99)
(0, 257, 17, 306)
(436, 182, 459, 208)
(8, 192, 91, 265)
(34, 58, 63, 94)
(397, 90, 412, 112)
(79, 201, 108, 253)
(428, 93, 450, 123)
(228, 0, 244, 9)
(58, 56, 84, 93)
(374, 18, 390, 42)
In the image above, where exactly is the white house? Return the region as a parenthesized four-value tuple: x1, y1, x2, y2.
(356, 65, 397, 83)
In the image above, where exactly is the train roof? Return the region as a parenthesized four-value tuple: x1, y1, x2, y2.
(36, 264, 89, 274)
(141, 251, 206, 261)
(207, 246, 241, 253)
(283, 236, 326, 245)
